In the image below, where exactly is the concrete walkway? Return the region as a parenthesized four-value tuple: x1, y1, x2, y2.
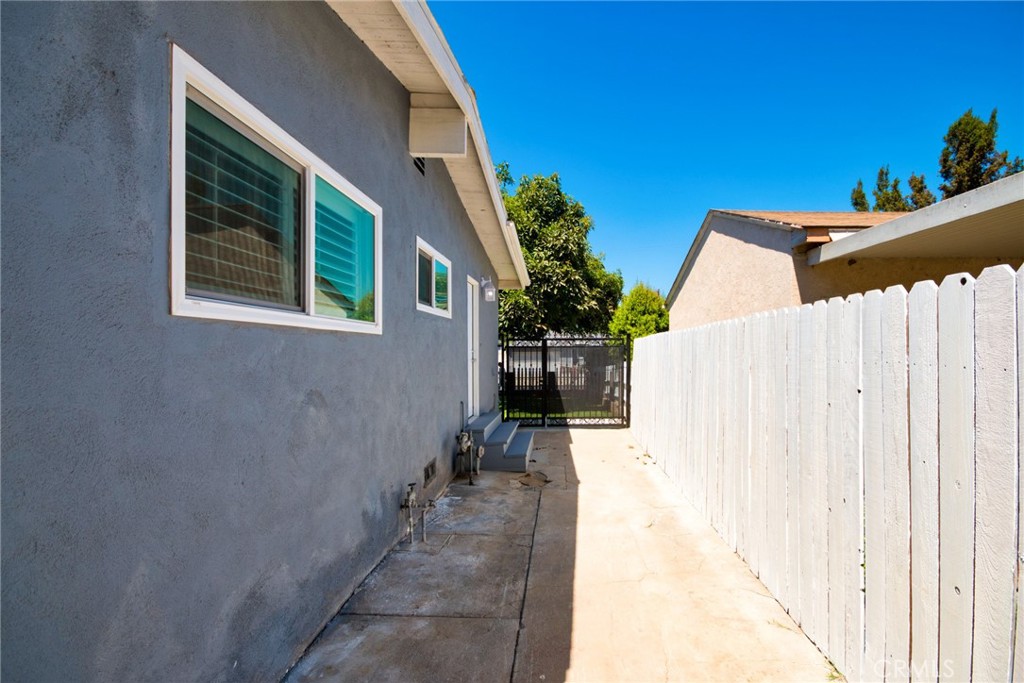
(284, 428, 836, 682)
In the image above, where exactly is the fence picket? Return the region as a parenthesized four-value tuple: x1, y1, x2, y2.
(811, 300, 829, 650)
(755, 314, 769, 579)
(714, 323, 725, 535)
(862, 289, 886, 682)
(882, 286, 911, 682)
(826, 297, 846, 670)
(686, 333, 696, 501)
(937, 272, 976, 682)
(973, 265, 1019, 682)
(704, 328, 713, 515)
(786, 306, 802, 626)
(1015, 264, 1024, 683)
(798, 304, 818, 639)
(842, 293, 865, 683)
(908, 280, 939, 682)
(722, 321, 734, 546)
(672, 333, 683, 483)
(740, 317, 754, 567)
(768, 310, 788, 604)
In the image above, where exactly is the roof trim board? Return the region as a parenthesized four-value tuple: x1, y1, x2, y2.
(808, 174, 1024, 264)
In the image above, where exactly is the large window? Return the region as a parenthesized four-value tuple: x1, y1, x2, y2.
(171, 45, 382, 333)
(416, 237, 451, 318)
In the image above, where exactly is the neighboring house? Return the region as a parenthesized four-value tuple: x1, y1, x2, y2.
(1, 2, 528, 682)
(666, 174, 1024, 330)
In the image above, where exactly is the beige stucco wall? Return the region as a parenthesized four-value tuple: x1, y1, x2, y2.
(668, 216, 800, 330)
(669, 215, 1022, 330)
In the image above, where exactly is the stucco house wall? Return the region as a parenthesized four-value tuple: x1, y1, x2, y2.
(1, 3, 502, 681)
(669, 213, 1021, 330)
(668, 215, 799, 330)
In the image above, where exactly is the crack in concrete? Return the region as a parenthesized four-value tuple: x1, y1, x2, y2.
(509, 486, 544, 683)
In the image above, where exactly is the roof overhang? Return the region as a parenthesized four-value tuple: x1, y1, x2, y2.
(809, 174, 1024, 265)
(327, 1, 529, 289)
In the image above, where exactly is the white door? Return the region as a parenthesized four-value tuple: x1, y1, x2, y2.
(466, 277, 480, 421)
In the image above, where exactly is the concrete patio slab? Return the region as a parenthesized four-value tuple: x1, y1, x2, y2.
(341, 532, 531, 620)
(285, 428, 837, 683)
(284, 615, 518, 683)
(427, 480, 539, 536)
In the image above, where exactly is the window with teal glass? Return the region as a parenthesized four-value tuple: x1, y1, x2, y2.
(314, 176, 375, 321)
(173, 46, 382, 333)
(434, 261, 448, 311)
(416, 238, 451, 318)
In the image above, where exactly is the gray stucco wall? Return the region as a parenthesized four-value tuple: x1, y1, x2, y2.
(1, 3, 500, 680)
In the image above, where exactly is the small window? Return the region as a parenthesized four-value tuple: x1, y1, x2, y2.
(416, 237, 451, 318)
(171, 45, 382, 334)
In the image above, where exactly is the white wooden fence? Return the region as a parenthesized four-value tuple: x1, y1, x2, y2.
(631, 264, 1022, 682)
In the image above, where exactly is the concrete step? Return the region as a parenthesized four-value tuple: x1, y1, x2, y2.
(479, 423, 530, 472)
(482, 421, 517, 458)
(467, 411, 501, 445)
(505, 430, 534, 465)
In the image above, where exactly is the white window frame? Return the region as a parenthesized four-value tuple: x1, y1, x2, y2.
(415, 237, 452, 319)
(170, 44, 383, 334)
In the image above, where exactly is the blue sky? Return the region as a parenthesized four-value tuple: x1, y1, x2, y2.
(429, 1, 1024, 295)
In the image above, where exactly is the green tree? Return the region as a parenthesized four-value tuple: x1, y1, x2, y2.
(609, 283, 669, 353)
(907, 172, 936, 210)
(499, 167, 623, 339)
(939, 108, 1020, 198)
(850, 179, 870, 211)
(852, 169, 932, 211)
(850, 107, 1019, 208)
(872, 165, 911, 212)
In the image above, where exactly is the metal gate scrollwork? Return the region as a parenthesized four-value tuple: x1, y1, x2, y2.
(500, 335, 630, 427)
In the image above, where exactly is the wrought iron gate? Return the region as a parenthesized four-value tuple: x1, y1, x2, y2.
(500, 335, 630, 427)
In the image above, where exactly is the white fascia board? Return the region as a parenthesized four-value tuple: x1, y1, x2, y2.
(393, 1, 529, 290)
(809, 173, 1024, 265)
(713, 211, 802, 232)
(501, 221, 530, 289)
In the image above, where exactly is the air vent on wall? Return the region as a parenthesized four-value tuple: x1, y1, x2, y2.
(413, 157, 426, 176)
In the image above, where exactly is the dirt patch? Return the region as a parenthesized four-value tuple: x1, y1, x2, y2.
(510, 471, 551, 489)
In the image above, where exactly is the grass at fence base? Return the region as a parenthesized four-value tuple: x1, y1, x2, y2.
(500, 394, 622, 420)
(504, 409, 617, 419)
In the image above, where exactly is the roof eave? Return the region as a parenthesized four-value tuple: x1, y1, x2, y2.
(328, 0, 529, 290)
(808, 174, 1024, 265)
